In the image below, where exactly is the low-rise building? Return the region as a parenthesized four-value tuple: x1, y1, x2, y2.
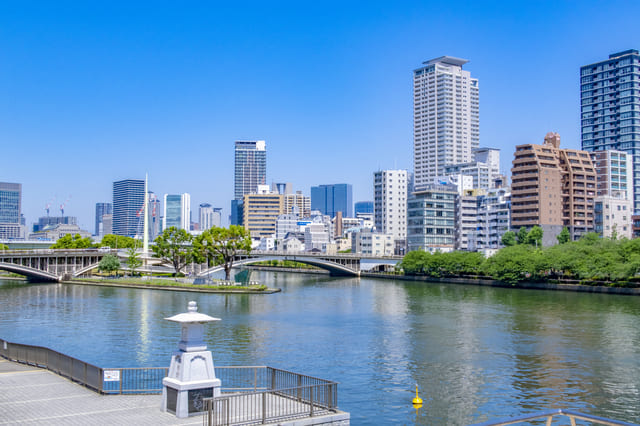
(351, 229, 394, 256)
(595, 196, 633, 239)
(29, 224, 91, 241)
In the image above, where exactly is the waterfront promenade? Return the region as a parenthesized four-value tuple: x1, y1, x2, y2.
(0, 358, 200, 425)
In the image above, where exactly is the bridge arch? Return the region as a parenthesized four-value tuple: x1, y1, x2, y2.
(197, 255, 360, 278)
(0, 262, 59, 282)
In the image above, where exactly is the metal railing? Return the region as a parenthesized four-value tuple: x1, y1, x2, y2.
(0, 338, 166, 394)
(0, 338, 103, 392)
(205, 366, 338, 426)
(470, 408, 638, 426)
(2, 339, 341, 425)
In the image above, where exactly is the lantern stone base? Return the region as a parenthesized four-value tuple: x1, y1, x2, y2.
(161, 350, 221, 418)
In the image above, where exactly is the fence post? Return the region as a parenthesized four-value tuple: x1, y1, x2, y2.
(262, 392, 267, 424)
(328, 384, 333, 409)
(310, 386, 314, 417)
(271, 368, 276, 390)
(119, 369, 123, 394)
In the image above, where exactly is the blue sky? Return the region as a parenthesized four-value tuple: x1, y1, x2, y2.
(2, 1, 639, 231)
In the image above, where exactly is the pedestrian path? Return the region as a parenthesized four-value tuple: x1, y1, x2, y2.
(0, 359, 203, 425)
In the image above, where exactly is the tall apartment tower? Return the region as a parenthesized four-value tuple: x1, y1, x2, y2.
(413, 56, 479, 190)
(0, 182, 22, 239)
(163, 193, 190, 231)
(112, 179, 145, 237)
(94, 202, 112, 236)
(580, 50, 640, 213)
(232, 140, 267, 225)
(373, 170, 408, 249)
(511, 132, 596, 245)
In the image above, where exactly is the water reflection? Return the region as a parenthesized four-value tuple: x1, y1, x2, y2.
(1, 275, 639, 425)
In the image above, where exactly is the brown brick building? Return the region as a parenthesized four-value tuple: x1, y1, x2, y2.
(511, 132, 596, 245)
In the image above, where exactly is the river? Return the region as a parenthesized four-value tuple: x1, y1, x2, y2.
(1, 272, 639, 425)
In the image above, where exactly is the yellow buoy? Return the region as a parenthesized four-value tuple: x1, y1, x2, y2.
(412, 383, 423, 406)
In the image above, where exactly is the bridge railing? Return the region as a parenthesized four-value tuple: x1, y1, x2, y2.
(469, 408, 637, 426)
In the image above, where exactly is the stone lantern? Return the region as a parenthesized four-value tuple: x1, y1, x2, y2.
(162, 301, 221, 418)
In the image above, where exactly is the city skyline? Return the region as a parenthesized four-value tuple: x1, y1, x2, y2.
(2, 1, 640, 230)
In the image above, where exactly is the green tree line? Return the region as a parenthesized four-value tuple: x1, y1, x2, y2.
(399, 228, 640, 285)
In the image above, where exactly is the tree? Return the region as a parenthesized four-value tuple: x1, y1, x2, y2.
(527, 226, 544, 248)
(193, 225, 252, 281)
(516, 227, 529, 245)
(0, 243, 8, 250)
(50, 234, 93, 249)
(125, 247, 143, 276)
(501, 231, 516, 247)
(98, 254, 120, 275)
(152, 227, 194, 275)
(100, 234, 137, 249)
(557, 227, 571, 244)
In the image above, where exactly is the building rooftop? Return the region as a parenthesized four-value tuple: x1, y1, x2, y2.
(423, 56, 469, 67)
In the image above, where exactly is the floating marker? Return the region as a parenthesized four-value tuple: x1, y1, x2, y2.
(412, 383, 423, 407)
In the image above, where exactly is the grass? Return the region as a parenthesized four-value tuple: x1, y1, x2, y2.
(71, 277, 270, 292)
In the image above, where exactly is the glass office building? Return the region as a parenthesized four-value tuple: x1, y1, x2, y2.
(0, 182, 22, 239)
(311, 183, 353, 218)
(112, 179, 145, 237)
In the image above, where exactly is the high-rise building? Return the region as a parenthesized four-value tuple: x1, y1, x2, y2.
(590, 150, 633, 200)
(443, 147, 501, 190)
(310, 184, 353, 218)
(580, 50, 640, 212)
(112, 179, 145, 237)
(199, 203, 222, 231)
(95, 202, 112, 236)
(163, 193, 190, 231)
(284, 191, 311, 218)
(242, 187, 284, 239)
(476, 187, 511, 250)
(413, 56, 479, 190)
(0, 182, 22, 239)
(373, 170, 408, 250)
(232, 140, 267, 224)
(511, 132, 596, 245)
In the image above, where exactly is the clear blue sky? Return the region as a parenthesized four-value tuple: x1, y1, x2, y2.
(2, 1, 639, 231)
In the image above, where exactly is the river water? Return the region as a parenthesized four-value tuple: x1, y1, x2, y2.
(1, 272, 639, 425)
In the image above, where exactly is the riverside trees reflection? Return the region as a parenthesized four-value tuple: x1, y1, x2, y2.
(399, 232, 640, 285)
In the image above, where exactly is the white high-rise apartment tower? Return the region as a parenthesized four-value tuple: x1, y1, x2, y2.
(413, 56, 479, 190)
(373, 170, 408, 245)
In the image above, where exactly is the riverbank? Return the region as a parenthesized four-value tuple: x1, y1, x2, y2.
(361, 272, 640, 295)
(66, 278, 281, 294)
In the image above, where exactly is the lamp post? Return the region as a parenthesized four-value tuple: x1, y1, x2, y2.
(162, 301, 221, 418)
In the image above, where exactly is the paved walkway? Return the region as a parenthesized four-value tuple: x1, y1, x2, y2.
(0, 359, 203, 425)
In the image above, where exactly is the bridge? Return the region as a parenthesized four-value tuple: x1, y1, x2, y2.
(0, 249, 403, 282)
(197, 251, 403, 277)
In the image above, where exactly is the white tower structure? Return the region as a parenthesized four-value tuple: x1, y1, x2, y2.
(373, 170, 408, 245)
(162, 301, 221, 418)
(413, 56, 479, 190)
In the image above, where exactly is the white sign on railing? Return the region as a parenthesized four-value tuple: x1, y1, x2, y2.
(103, 370, 121, 381)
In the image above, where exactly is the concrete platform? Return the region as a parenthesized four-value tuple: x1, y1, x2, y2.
(0, 358, 349, 425)
(0, 358, 201, 425)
